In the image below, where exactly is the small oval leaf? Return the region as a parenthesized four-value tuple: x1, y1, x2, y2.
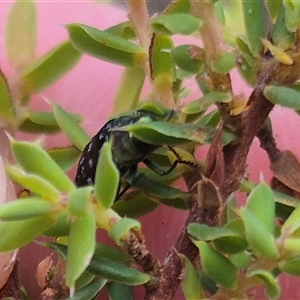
(11, 140, 75, 193)
(210, 52, 236, 74)
(120, 122, 215, 146)
(246, 269, 281, 299)
(171, 45, 203, 74)
(242, 0, 265, 55)
(48, 146, 81, 172)
(94, 142, 119, 209)
(245, 181, 275, 234)
(109, 217, 141, 246)
(43, 211, 70, 237)
(20, 41, 81, 94)
(0, 214, 56, 251)
(7, 165, 60, 201)
(70, 278, 107, 300)
(0, 198, 57, 221)
(279, 255, 300, 275)
(194, 241, 238, 289)
(87, 255, 151, 285)
(150, 14, 201, 35)
(53, 103, 90, 151)
(5, 0, 37, 69)
(66, 213, 96, 289)
(68, 187, 93, 217)
(264, 85, 300, 110)
(181, 254, 204, 300)
(240, 208, 279, 259)
(66, 24, 145, 67)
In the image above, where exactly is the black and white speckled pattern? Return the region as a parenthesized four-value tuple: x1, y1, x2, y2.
(75, 112, 157, 187)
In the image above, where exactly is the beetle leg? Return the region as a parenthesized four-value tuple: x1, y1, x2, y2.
(143, 147, 197, 176)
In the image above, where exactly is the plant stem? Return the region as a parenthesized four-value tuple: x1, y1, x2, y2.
(125, 0, 151, 76)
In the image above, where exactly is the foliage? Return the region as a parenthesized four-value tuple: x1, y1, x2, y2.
(2, 0, 300, 299)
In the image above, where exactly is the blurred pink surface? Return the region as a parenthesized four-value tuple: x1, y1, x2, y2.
(1, 2, 300, 299)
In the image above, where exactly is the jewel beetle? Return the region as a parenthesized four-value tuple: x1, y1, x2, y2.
(75, 109, 195, 197)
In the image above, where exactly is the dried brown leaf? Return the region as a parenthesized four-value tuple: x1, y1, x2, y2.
(205, 125, 224, 187)
(270, 150, 300, 194)
(37, 254, 54, 289)
(196, 178, 222, 226)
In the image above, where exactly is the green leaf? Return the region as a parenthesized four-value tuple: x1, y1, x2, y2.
(124, 172, 188, 209)
(94, 142, 119, 209)
(150, 13, 201, 35)
(69, 278, 107, 300)
(136, 102, 173, 118)
(105, 21, 135, 39)
(279, 255, 300, 275)
(0, 70, 15, 120)
(242, 0, 265, 55)
(281, 204, 300, 235)
(53, 103, 90, 151)
(188, 223, 241, 241)
(94, 243, 130, 263)
(107, 282, 134, 300)
(171, 45, 203, 74)
(272, 5, 295, 49)
(188, 222, 247, 254)
(222, 1, 245, 45)
(236, 55, 256, 86)
(20, 40, 81, 94)
(66, 24, 146, 67)
(113, 191, 159, 218)
(150, 34, 175, 85)
(283, 237, 300, 254)
(112, 66, 145, 116)
(66, 213, 96, 289)
(181, 92, 232, 115)
(246, 269, 281, 299)
(43, 211, 70, 237)
(228, 252, 250, 269)
(197, 110, 220, 127)
(45, 242, 68, 259)
(11, 140, 75, 193)
(264, 0, 282, 23)
(75, 272, 95, 290)
(120, 122, 215, 146)
(226, 195, 238, 222)
(5, 0, 37, 69)
(0, 197, 57, 221)
(210, 52, 236, 74)
(0, 214, 56, 251)
(264, 85, 300, 110)
(7, 165, 60, 201)
(48, 146, 81, 172)
(214, 219, 248, 254)
(19, 110, 68, 134)
(109, 218, 141, 246)
(87, 254, 151, 285)
(240, 208, 279, 259)
(283, 0, 300, 32)
(194, 241, 238, 289)
(164, 0, 190, 14)
(246, 181, 275, 234)
(46, 242, 150, 285)
(181, 255, 204, 300)
(235, 36, 255, 66)
(68, 187, 93, 218)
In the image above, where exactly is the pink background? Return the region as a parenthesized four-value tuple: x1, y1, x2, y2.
(1, 2, 300, 299)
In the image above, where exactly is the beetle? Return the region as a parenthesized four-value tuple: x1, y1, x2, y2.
(75, 109, 195, 197)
